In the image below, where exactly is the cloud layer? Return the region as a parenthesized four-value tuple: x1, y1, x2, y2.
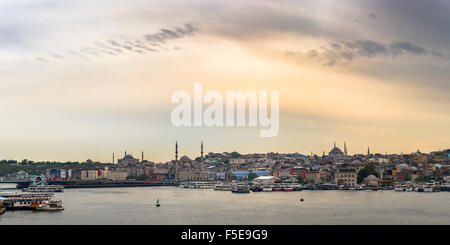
(288, 39, 449, 66)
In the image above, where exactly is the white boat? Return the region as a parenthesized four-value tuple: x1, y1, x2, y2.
(394, 185, 407, 192)
(0, 192, 54, 210)
(423, 183, 435, 192)
(36, 200, 64, 211)
(262, 187, 273, 192)
(214, 184, 232, 191)
(23, 185, 64, 193)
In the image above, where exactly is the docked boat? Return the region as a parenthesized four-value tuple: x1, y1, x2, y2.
(35, 200, 64, 211)
(251, 186, 263, 192)
(282, 187, 294, 192)
(440, 184, 450, 192)
(23, 185, 64, 193)
(0, 192, 55, 210)
(231, 183, 250, 193)
(262, 187, 273, 192)
(394, 185, 407, 192)
(214, 184, 232, 191)
(355, 186, 365, 191)
(423, 183, 435, 192)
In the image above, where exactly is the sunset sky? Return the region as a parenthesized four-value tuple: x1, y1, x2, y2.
(1, 0, 449, 162)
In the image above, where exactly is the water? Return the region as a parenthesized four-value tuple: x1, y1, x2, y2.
(1, 185, 449, 225)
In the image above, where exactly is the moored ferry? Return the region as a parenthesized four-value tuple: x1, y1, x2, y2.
(214, 184, 232, 191)
(23, 185, 64, 193)
(0, 192, 55, 210)
(231, 183, 250, 193)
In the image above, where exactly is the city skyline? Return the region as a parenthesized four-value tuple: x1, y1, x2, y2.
(1, 0, 449, 162)
(1, 141, 448, 164)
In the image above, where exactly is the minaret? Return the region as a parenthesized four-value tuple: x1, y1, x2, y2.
(334, 142, 336, 148)
(344, 142, 347, 156)
(367, 146, 370, 156)
(112, 153, 115, 164)
(141, 150, 144, 162)
(175, 141, 178, 162)
(201, 141, 204, 169)
(124, 150, 127, 157)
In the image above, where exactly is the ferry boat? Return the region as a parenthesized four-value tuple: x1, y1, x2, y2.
(231, 183, 250, 193)
(355, 186, 365, 191)
(440, 184, 450, 192)
(35, 200, 64, 211)
(423, 183, 435, 192)
(394, 185, 407, 192)
(251, 186, 263, 192)
(23, 185, 64, 193)
(262, 187, 273, 192)
(214, 184, 232, 191)
(282, 187, 294, 192)
(0, 192, 55, 210)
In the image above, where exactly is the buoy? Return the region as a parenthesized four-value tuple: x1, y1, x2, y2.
(156, 198, 160, 207)
(300, 198, 304, 202)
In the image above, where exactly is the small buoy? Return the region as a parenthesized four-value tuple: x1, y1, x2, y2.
(300, 198, 304, 202)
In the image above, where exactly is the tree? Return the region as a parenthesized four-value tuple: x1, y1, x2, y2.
(247, 172, 258, 180)
(135, 174, 150, 181)
(231, 151, 241, 158)
(357, 162, 377, 183)
(296, 175, 305, 184)
(404, 174, 411, 182)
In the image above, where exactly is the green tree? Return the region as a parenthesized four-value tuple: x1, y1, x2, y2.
(135, 174, 150, 181)
(357, 162, 377, 183)
(296, 175, 305, 184)
(247, 172, 258, 180)
(231, 151, 241, 158)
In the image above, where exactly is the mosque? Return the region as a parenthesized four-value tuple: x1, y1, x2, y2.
(173, 141, 212, 181)
(328, 142, 347, 160)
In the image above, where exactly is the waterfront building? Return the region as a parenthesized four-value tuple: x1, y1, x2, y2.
(80, 168, 127, 181)
(334, 168, 357, 187)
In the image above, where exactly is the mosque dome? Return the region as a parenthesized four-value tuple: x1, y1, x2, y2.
(180, 155, 192, 163)
(366, 174, 377, 179)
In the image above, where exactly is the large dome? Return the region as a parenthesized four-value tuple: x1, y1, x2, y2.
(329, 147, 343, 155)
(179, 155, 192, 163)
(398, 163, 410, 170)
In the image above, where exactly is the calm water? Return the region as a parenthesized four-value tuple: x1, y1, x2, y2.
(1, 184, 449, 225)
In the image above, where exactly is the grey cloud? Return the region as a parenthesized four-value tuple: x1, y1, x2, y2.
(48, 52, 64, 59)
(65, 49, 90, 60)
(296, 39, 449, 66)
(35, 57, 48, 63)
(144, 23, 196, 43)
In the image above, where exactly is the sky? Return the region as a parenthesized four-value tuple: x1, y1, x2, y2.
(0, 0, 449, 162)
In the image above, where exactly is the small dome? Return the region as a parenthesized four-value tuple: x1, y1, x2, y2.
(410, 167, 417, 171)
(398, 163, 410, 170)
(366, 174, 377, 179)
